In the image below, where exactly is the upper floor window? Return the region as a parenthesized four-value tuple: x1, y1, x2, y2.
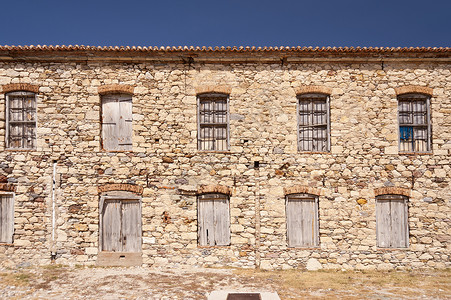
(286, 193, 319, 247)
(197, 93, 229, 151)
(0, 193, 14, 243)
(5, 91, 37, 149)
(101, 94, 132, 151)
(398, 93, 431, 153)
(198, 193, 230, 246)
(297, 93, 330, 152)
(376, 194, 409, 248)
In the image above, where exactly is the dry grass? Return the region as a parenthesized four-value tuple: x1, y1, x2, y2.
(0, 265, 449, 299)
(233, 268, 451, 299)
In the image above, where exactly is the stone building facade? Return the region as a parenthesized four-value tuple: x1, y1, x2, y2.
(0, 46, 449, 270)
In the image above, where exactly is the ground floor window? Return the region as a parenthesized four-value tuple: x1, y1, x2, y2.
(286, 193, 319, 247)
(198, 193, 230, 246)
(376, 194, 409, 248)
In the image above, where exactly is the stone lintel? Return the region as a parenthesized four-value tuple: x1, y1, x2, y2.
(295, 85, 332, 95)
(2, 83, 39, 94)
(195, 85, 232, 95)
(197, 185, 232, 196)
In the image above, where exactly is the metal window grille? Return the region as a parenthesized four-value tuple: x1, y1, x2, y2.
(297, 94, 330, 152)
(197, 94, 229, 151)
(398, 94, 431, 153)
(6, 92, 37, 149)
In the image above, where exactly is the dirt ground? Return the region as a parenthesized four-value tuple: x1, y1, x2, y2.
(0, 265, 449, 299)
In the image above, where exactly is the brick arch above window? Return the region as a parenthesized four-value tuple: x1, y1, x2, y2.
(284, 185, 322, 196)
(197, 185, 232, 196)
(0, 183, 15, 192)
(195, 85, 232, 95)
(395, 85, 433, 97)
(98, 84, 135, 95)
(374, 187, 410, 197)
(97, 183, 143, 195)
(2, 83, 39, 94)
(295, 85, 332, 96)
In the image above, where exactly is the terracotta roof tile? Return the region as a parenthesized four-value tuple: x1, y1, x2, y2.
(0, 45, 449, 53)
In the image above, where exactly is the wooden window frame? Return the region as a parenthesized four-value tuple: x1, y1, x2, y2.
(397, 93, 431, 153)
(101, 93, 133, 151)
(0, 192, 14, 244)
(297, 93, 330, 152)
(197, 193, 231, 246)
(99, 191, 142, 253)
(376, 194, 409, 248)
(5, 91, 37, 150)
(197, 93, 230, 151)
(285, 193, 319, 248)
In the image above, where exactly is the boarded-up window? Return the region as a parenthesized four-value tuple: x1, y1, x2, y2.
(376, 195, 409, 248)
(0, 194, 14, 243)
(198, 93, 229, 151)
(101, 94, 133, 150)
(286, 193, 319, 247)
(297, 93, 330, 152)
(6, 91, 37, 149)
(198, 193, 230, 246)
(100, 197, 141, 252)
(398, 94, 431, 152)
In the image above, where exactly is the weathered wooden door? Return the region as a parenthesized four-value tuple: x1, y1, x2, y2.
(101, 199, 141, 252)
(0, 194, 14, 243)
(376, 196, 408, 248)
(198, 194, 230, 246)
(286, 194, 319, 247)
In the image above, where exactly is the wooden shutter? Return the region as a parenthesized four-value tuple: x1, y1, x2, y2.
(102, 200, 122, 251)
(198, 198, 215, 246)
(213, 197, 231, 245)
(376, 195, 408, 248)
(121, 200, 141, 252)
(118, 95, 133, 150)
(0, 195, 14, 243)
(102, 95, 120, 150)
(286, 194, 318, 247)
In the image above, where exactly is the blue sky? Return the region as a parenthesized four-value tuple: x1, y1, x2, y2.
(1, 0, 450, 47)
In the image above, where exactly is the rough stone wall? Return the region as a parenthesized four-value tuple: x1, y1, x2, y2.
(0, 57, 449, 270)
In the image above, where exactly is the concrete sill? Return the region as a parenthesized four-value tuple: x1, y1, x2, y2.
(97, 251, 142, 267)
